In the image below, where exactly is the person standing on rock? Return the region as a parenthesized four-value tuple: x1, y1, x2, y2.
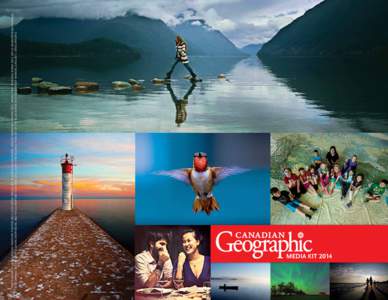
(165, 36, 198, 81)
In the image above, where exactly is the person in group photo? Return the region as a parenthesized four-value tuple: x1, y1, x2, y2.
(365, 179, 387, 202)
(342, 155, 358, 174)
(329, 164, 342, 195)
(308, 165, 320, 192)
(283, 168, 305, 198)
(346, 173, 364, 208)
(270, 187, 317, 220)
(298, 167, 319, 197)
(326, 146, 340, 169)
(173, 229, 210, 288)
(318, 163, 330, 195)
(340, 169, 354, 200)
(312, 149, 322, 170)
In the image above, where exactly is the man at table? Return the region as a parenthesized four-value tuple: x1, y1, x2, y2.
(135, 232, 173, 288)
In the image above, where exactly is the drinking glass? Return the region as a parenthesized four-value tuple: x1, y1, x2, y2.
(203, 281, 211, 300)
(173, 278, 184, 290)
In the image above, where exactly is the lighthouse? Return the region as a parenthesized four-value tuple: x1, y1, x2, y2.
(61, 153, 75, 210)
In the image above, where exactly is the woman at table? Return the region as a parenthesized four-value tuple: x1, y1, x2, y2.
(174, 229, 210, 288)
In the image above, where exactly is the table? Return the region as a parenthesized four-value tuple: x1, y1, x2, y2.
(135, 287, 211, 300)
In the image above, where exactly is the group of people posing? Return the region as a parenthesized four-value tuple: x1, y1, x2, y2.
(271, 146, 387, 219)
(135, 229, 210, 290)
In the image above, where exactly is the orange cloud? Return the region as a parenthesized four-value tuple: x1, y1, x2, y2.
(0, 179, 134, 198)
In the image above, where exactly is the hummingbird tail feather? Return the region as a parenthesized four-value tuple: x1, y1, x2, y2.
(202, 196, 219, 215)
(193, 197, 202, 213)
(210, 196, 220, 211)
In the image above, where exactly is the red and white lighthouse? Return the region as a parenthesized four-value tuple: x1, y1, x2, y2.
(60, 153, 75, 211)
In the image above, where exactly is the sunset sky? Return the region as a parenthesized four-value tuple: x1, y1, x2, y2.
(0, 133, 134, 199)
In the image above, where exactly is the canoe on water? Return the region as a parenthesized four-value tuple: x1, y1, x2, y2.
(219, 284, 239, 290)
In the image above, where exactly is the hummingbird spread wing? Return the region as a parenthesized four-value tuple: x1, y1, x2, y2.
(154, 169, 191, 185)
(211, 167, 249, 184)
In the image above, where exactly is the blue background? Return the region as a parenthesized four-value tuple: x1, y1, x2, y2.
(136, 133, 270, 225)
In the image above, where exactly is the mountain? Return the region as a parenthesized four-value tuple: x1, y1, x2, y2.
(173, 19, 245, 57)
(0, 35, 139, 59)
(0, 13, 177, 57)
(0, 35, 140, 73)
(240, 43, 262, 55)
(0, 13, 245, 58)
(259, 0, 388, 57)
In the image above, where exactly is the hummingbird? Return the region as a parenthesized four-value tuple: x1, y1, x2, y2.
(155, 152, 248, 215)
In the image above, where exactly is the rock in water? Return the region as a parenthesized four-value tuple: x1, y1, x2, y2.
(218, 74, 226, 79)
(132, 84, 143, 91)
(185, 77, 202, 82)
(17, 87, 32, 94)
(128, 78, 141, 86)
(37, 81, 59, 93)
(74, 85, 89, 93)
(151, 78, 167, 84)
(32, 77, 43, 84)
(48, 86, 72, 95)
(74, 81, 99, 92)
(112, 81, 131, 89)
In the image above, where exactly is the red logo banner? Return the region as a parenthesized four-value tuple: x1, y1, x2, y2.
(211, 225, 388, 263)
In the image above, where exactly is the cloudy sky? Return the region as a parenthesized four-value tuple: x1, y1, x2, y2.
(0, 0, 323, 46)
(0, 133, 134, 199)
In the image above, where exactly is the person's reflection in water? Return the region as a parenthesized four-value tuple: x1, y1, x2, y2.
(166, 83, 196, 127)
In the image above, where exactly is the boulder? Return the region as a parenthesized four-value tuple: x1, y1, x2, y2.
(74, 81, 99, 91)
(37, 81, 59, 93)
(74, 85, 89, 93)
(32, 77, 43, 83)
(112, 81, 131, 88)
(185, 76, 202, 82)
(151, 78, 167, 84)
(132, 84, 143, 91)
(48, 86, 72, 95)
(128, 78, 141, 86)
(17, 86, 32, 95)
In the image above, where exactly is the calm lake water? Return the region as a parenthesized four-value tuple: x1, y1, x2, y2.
(330, 282, 388, 300)
(1, 55, 387, 132)
(0, 198, 134, 259)
(212, 279, 270, 300)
